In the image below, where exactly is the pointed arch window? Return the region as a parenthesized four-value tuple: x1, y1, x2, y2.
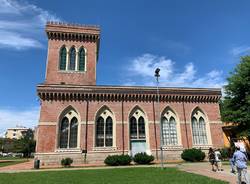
(59, 111, 79, 149)
(138, 117, 145, 139)
(59, 46, 67, 70)
(69, 47, 76, 70)
(191, 110, 208, 145)
(78, 47, 86, 71)
(69, 117, 78, 148)
(162, 117, 178, 145)
(130, 116, 146, 140)
(96, 116, 113, 147)
(59, 117, 69, 148)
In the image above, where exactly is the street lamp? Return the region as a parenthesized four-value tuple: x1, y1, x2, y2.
(154, 68, 164, 169)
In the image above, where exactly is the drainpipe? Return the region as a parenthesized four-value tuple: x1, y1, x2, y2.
(84, 100, 89, 163)
(182, 101, 189, 148)
(122, 99, 125, 154)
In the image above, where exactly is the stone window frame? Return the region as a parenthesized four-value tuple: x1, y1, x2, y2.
(161, 107, 182, 147)
(57, 107, 81, 150)
(58, 45, 87, 72)
(128, 105, 150, 153)
(94, 106, 116, 149)
(190, 107, 212, 146)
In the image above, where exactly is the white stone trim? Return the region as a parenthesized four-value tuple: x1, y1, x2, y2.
(161, 107, 182, 146)
(190, 107, 212, 146)
(39, 122, 57, 126)
(93, 106, 116, 148)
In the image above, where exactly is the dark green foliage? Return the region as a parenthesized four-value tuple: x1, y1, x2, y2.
(133, 152, 154, 164)
(181, 148, 205, 162)
(104, 154, 132, 166)
(219, 148, 229, 160)
(117, 154, 132, 165)
(61, 157, 73, 167)
(221, 56, 250, 138)
(0, 129, 36, 158)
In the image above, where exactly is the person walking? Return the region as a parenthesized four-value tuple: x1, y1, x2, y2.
(229, 147, 236, 174)
(214, 149, 223, 171)
(208, 147, 216, 171)
(232, 145, 249, 184)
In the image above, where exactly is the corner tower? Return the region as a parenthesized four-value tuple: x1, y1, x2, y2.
(44, 22, 100, 85)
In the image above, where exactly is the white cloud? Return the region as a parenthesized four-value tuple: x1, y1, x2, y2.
(230, 46, 250, 56)
(0, 106, 39, 136)
(0, 0, 61, 49)
(124, 53, 226, 89)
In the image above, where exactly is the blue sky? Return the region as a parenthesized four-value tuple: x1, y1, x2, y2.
(0, 0, 250, 135)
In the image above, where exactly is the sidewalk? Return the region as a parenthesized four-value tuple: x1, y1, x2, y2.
(178, 162, 238, 184)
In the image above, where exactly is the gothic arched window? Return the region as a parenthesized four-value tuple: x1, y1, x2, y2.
(130, 117, 137, 139)
(161, 108, 178, 145)
(59, 117, 69, 148)
(191, 109, 208, 145)
(69, 117, 78, 148)
(78, 47, 86, 71)
(59, 46, 67, 70)
(59, 110, 79, 149)
(69, 47, 76, 70)
(138, 116, 145, 139)
(96, 114, 113, 147)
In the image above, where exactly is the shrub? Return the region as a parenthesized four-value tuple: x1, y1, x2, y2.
(181, 148, 205, 162)
(104, 154, 132, 166)
(117, 154, 132, 165)
(219, 148, 229, 160)
(133, 152, 154, 164)
(61, 157, 73, 167)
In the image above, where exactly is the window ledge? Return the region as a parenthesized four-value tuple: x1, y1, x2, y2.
(162, 145, 183, 150)
(192, 145, 213, 149)
(55, 148, 81, 153)
(92, 147, 117, 152)
(58, 70, 86, 74)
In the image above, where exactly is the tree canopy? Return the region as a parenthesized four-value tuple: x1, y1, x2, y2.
(221, 56, 250, 138)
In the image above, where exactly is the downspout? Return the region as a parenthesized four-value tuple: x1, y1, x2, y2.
(182, 101, 189, 148)
(122, 99, 125, 154)
(84, 100, 89, 163)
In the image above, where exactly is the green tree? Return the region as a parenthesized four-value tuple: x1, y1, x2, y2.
(221, 56, 250, 138)
(17, 129, 36, 157)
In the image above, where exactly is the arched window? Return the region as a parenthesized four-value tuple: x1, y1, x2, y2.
(96, 117, 104, 147)
(191, 110, 208, 145)
(96, 115, 113, 147)
(59, 46, 67, 70)
(129, 114, 146, 140)
(69, 117, 78, 148)
(59, 109, 79, 149)
(130, 117, 137, 139)
(105, 117, 113, 147)
(161, 108, 178, 145)
(78, 47, 86, 71)
(69, 47, 76, 70)
(138, 116, 145, 139)
(59, 117, 69, 148)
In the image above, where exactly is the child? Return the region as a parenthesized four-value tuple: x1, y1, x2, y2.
(208, 147, 216, 171)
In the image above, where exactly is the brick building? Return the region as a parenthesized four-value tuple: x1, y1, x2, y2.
(36, 22, 224, 165)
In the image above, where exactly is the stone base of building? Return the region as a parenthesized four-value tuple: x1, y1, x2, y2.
(35, 147, 202, 166)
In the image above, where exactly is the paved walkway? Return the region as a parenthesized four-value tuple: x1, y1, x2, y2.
(0, 160, 245, 184)
(178, 162, 237, 184)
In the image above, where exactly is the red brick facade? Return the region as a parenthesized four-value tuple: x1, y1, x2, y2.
(36, 22, 224, 165)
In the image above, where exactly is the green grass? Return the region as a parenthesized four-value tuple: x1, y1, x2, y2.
(0, 160, 28, 167)
(0, 167, 228, 184)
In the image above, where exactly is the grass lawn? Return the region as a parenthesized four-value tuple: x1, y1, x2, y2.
(0, 167, 227, 184)
(0, 160, 28, 167)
